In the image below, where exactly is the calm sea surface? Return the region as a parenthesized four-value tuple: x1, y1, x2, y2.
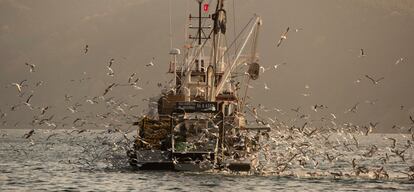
(0, 129, 413, 191)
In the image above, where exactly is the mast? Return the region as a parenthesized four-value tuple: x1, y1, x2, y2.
(178, 0, 261, 102)
(181, 0, 211, 102)
(209, 0, 226, 101)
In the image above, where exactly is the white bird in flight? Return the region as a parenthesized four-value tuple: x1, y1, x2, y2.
(394, 57, 405, 65)
(109, 58, 115, 68)
(365, 75, 384, 85)
(11, 80, 27, 93)
(276, 27, 290, 47)
(260, 66, 270, 73)
(107, 66, 114, 76)
(264, 83, 270, 90)
(25, 62, 36, 73)
(146, 57, 155, 67)
(107, 58, 115, 76)
(273, 62, 287, 70)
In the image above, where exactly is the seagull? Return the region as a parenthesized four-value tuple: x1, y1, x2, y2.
(363, 125, 373, 136)
(109, 58, 115, 68)
(107, 66, 114, 76)
(264, 83, 270, 90)
(103, 83, 117, 96)
(67, 106, 77, 113)
(35, 81, 44, 87)
(409, 116, 414, 124)
(369, 122, 379, 128)
(312, 104, 327, 112)
(365, 75, 384, 85)
(0, 109, 6, 119)
(295, 28, 303, 32)
(146, 57, 155, 67)
(24, 129, 35, 139)
(73, 118, 82, 124)
(394, 57, 405, 65)
(260, 66, 270, 73)
(39, 115, 54, 125)
(84, 44, 89, 54)
(64, 94, 73, 102)
(40, 106, 50, 115)
(390, 148, 406, 162)
(85, 99, 97, 104)
(273, 62, 287, 70)
(277, 27, 290, 47)
(128, 73, 136, 83)
(384, 137, 397, 148)
(364, 99, 377, 105)
(24, 94, 34, 109)
(25, 62, 36, 72)
(132, 85, 143, 90)
(359, 48, 366, 57)
(345, 103, 359, 113)
(11, 79, 27, 93)
(301, 93, 311, 97)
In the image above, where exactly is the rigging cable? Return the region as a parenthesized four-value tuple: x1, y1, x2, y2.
(233, 0, 238, 56)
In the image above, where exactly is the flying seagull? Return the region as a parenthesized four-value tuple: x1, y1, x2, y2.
(146, 57, 155, 67)
(25, 62, 36, 73)
(107, 66, 114, 76)
(277, 27, 290, 47)
(394, 57, 405, 65)
(84, 44, 89, 54)
(264, 83, 270, 90)
(273, 62, 287, 70)
(365, 75, 384, 85)
(128, 72, 136, 83)
(295, 28, 303, 32)
(345, 103, 359, 113)
(11, 79, 27, 93)
(24, 129, 35, 139)
(24, 94, 34, 109)
(40, 106, 50, 115)
(109, 58, 115, 68)
(107, 58, 115, 76)
(360, 48, 366, 57)
(260, 66, 270, 73)
(103, 83, 117, 96)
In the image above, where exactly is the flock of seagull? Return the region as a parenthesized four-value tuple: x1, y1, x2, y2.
(0, 28, 413, 180)
(233, 26, 414, 178)
(1, 44, 160, 141)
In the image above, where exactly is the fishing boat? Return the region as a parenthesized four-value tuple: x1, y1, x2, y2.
(127, 0, 269, 172)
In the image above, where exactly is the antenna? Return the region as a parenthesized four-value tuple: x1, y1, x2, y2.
(189, 0, 211, 44)
(169, 0, 173, 49)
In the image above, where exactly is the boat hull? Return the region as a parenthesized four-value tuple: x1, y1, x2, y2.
(127, 149, 251, 172)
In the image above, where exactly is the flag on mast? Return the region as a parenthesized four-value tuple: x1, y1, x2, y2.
(203, 3, 209, 12)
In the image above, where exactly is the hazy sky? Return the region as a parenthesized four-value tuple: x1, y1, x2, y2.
(0, 0, 413, 132)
